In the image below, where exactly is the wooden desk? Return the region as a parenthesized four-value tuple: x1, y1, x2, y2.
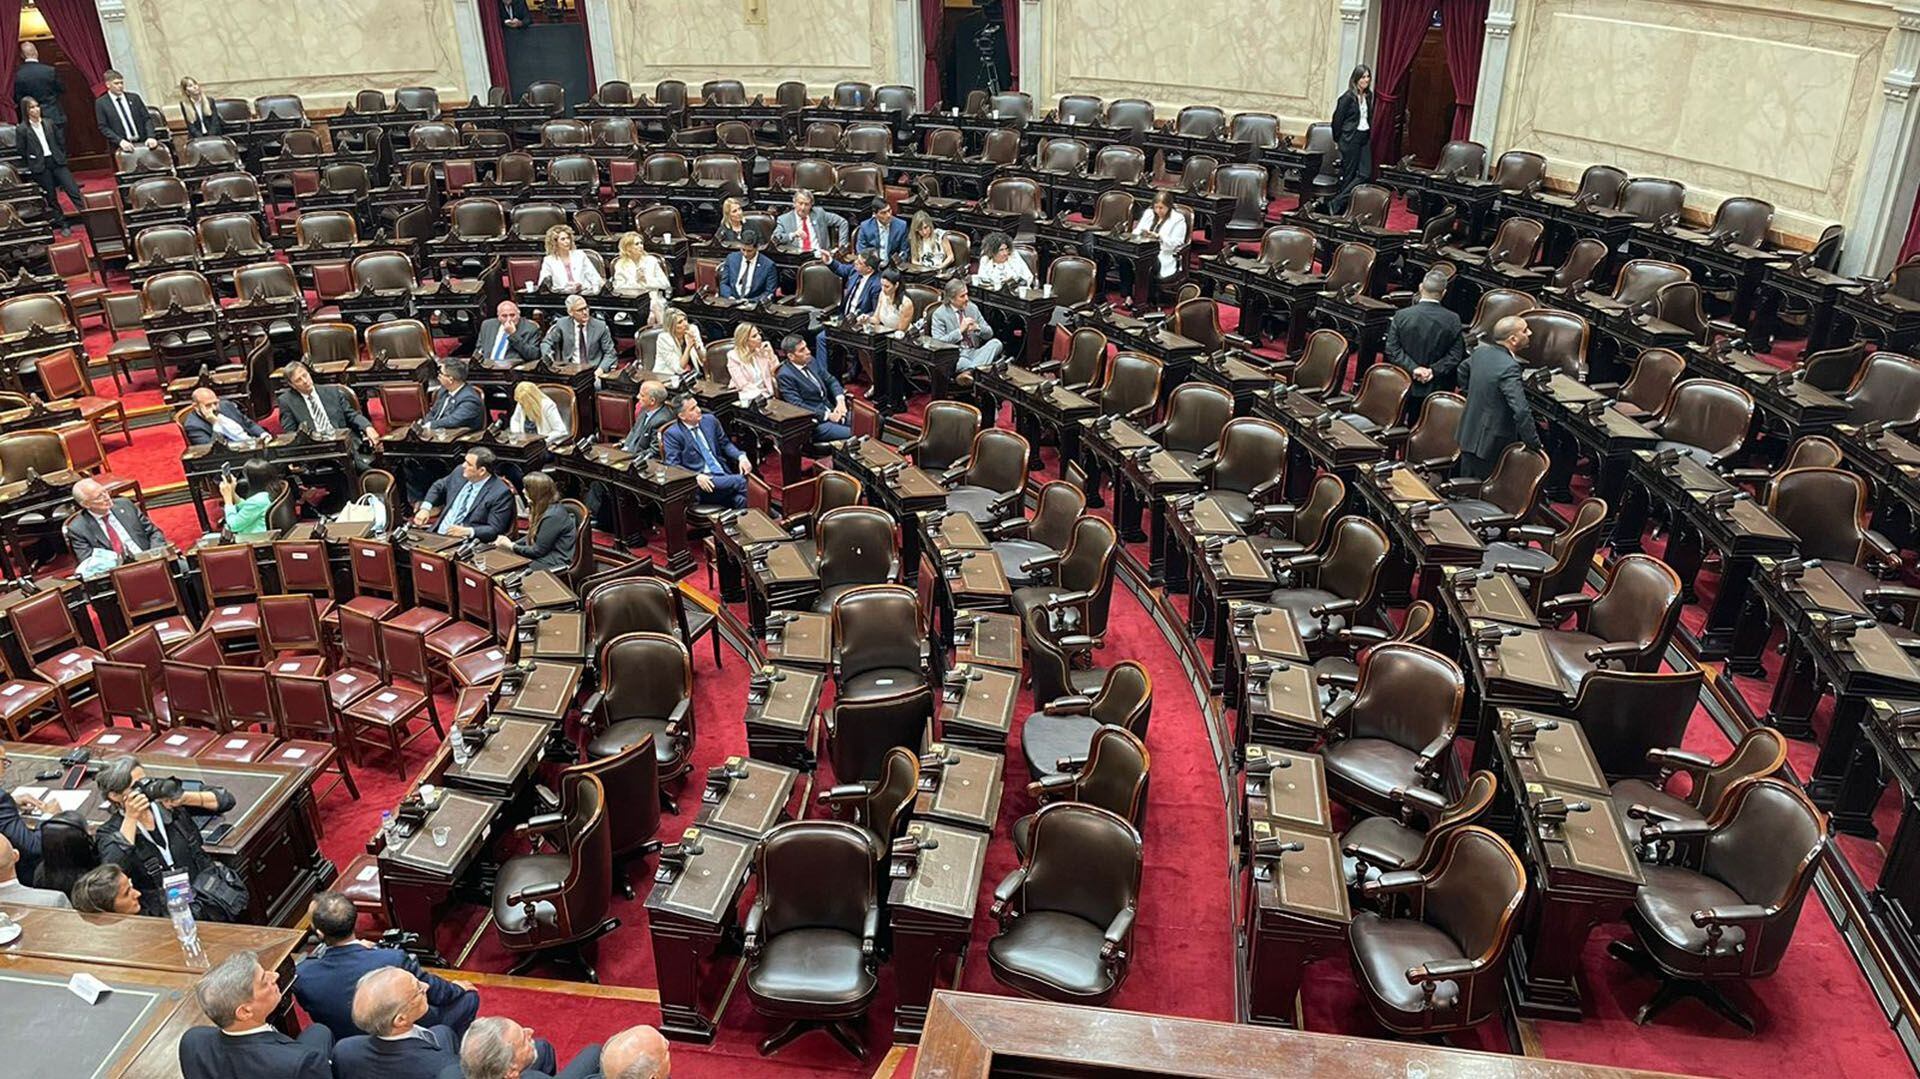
(763, 611, 833, 670)
(646, 828, 753, 1044)
(888, 821, 988, 1042)
(495, 661, 583, 722)
(440, 717, 552, 798)
(915, 743, 1004, 832)
(939, 664, 1021, 755)
(376, 789, 502, 938)
(0, 904, 302, 975)
(529, 612, 589, 661)
(744, 665, 823, 770)
(694, 757, 798, 841)
(0, 956, 204, 1079)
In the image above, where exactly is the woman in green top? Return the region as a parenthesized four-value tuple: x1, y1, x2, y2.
(218, 458, 280, 534)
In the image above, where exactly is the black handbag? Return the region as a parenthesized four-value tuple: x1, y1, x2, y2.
(190, 860, 250, 922)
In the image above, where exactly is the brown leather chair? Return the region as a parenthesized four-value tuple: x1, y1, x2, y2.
(1650, 379, 1753, 466)
(1341, 769, 1496, 888)
(585, 576, 721, 672)
(493, 771, 618, 981)
(1265, 516, 1391, 646)
(1838, 351, 1920, 426)
(1579, 259, 1689, 317)
(1610, 726, 1788, 839)
(1014, 725, 1147, 859)
(1149, 381, 1234, 473)
(1727, 435, 1843, 495)
(831, 584, 926, 701)
(1611, 778, 1826, 1031)
(993, 481, 1087, 587)
(1767, 467, 1900, 606)
(744, 820, 881, 1059)
(1283, 328, 1348, 394)
(1517, 308, 1590, 379)
(903, 400, 980, 472)
(1403, 391, 1465, 473)
(1536, 553, 1684, 688)
(1250, 472, 1346, 561)
(987, 802, 1143, 1005)
(1798, 341, 1868, 394)
(1025, 605, 1109, 702)
(1556, 667, 1706, 781)
(826, 685, 932, 787)
(1022, 660, 1150, 783)
(1541, 238, 1610, 297)
(817, 745, 918, 858)
(1463, 289, 1535, 347)
(1347, 826, 1527, 1035)
(1011, 514, 1119, 642)
(1327, 363, 1413, 436)
(944, 428, 1031, 526)
(1319, 642, 1463, 816)
(581, 632, 694, 810)
(812, 506, 901, 612)
(1309, 600, 1437, 704)
(1091, 352, 1163, 423)
(1597, 348, 1686, 420)
(1617, 178, 1687, 224)
(1479, 496, 1610, 607)
(556, 737, 662, 899)
(1204, 417, 1288, 529)
(1438, 443, 1548, 532)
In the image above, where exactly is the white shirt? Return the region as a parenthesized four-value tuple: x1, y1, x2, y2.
(611, 254, 670, 294)
(508, 395, 570, 440)
(92, 510, 146, 556)
(537, 251, 604, 294)
(1134, 208, 1191, 279)
(221, 1026, 274, 1038)
(1356, 95, 1369, 132)
(26, 121, 50, 157)
(653, 326, 705, 380)
(211, 411, 252, 443)
(973, 252, 1036, 290)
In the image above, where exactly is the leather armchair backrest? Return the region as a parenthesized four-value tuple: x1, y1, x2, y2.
(1589, 553, 1683, 651)
(302, 322, 358, 363)
(1352, 364, 1412, 429)
(1105, 99, 1155, 132)
(1304, 121, 1337, 156)
(1398, 601, 1437, 645)
(833, 81, 872, 107)
(1420, 827, 1527, 973)
(1028, 482, 1088, 553)
(1060, 514, 1119, 599)
(1539, 497, 1609, 602)
(595, 81, 635, 106)
(1434, 140, 1487, 178)
(1350, 642, 1462, 751)
(830, 686, 932, 784)
(1049, 257, 1098, 308)
(450, 198, 506, 239)
(1611, 260, 1689, 306)
(552, 772, 612, 933)
(1842, 352, 1920, 425)
(919, 402, 981, 471)
(990, 92, 1034, 121)
(1406, 392, 1465, 466)
(1572, 164, 1627, 207)
(1699, 779, 1825, 973)
(295, 210, 358, 246)
(867, 747, 919, 847)
(1551, 239, 1608, 293)
(1345, 186, 1391, 227)
(693, 153, 746, 184)
(816, 507, 898, 590)
(965, 429, 1030, 494)
(979, 129, 1022, 165)
(758, 821, 877, 937)
(1063, 328, 1109, 388)
(1623, 349, 1685, 414)
(1089, 659, 1152, 734)
(1482, 445, 1548, 518)
(1076, 725, 1149, 824)
(1212, 417, 1285, 496)
(642, 152, 688, 183)
(797, 262, 843, 308)
(1024, 606, 1077, 704)
(1261, 226, 1317, 271)
(1102, 353, 1163, 418)
(832, 585, 924, 679)
(1230, 112, 1279, 148)
(365, 320, 430, 360)
(985, 176, 1042, 215)
(701, 79, 746, 105)
(1057, 94, 1103, 124)
(1768, 467, 1867, 564)
(1799, 342, 1867, 394)
(1572, 668, 1705, 780)
(1176, 154, 1219, 192)
(804, 123, 842, 150)
(541, 119, 591, 147)
(600, 631, 690, 722)
(1161, 383, 1233, 456)
(1710, 197, 1773, 246)
(1169, 298, 1222, 352)
(1658, 379, 1753, 459)
(587, 578, 679, 660)
(792, 157, 838, 191)
(1649, 281, 1710, 340)
(654, 80, 688, 109)
(1697, 729, 1788, 815)
(875, 85, 917, 113)
(1318, 515, 1390, 604)
(1466, 289, 1535, 341)
(495, 152, 537, 184)
(843, 129, 891, 158)
(1618, 178, 1685, 223)
(1092, 146, 1147, 184)
(142, 269, 216, 310)
(184, 136, 241, 168)
(135, 225, 198, 262)
(198, 213, 263, 254)
(510, 203, 568, 240)
(131, 176, 190, 210)
(1175, 105, 1225, 137)
(1517, 309, 1588, 378)
(1292, 474, 1347, 551)
(0, 432, 64, 481)
(549, 156, 597, 185)
(1037, 138, 1088, 172)
(563, 736, 660, 859)
(1020, 803, 1142, 927)
(1213, 164, 1269, 222)
(1325, 243, 1375, 293)
(1487, 217, 1543, 267)
(814, 472, 864, 524)
(1493, 151, 1546, 192)
(409, 121, 460, 150)
(1292, 329, 1348, 394)
(632, 205, 686, 241)
(1782, 435, 1844, 472)
(923, 127, 964, 158)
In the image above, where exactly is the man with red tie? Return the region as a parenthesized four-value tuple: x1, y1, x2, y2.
(773, 189, 842, 255)
(66, 477, 170, 567)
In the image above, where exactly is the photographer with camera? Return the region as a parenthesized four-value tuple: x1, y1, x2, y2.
(94, 758, 242, 921)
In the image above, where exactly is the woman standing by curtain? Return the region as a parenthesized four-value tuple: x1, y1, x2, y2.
(1328, 65, 1374, 214)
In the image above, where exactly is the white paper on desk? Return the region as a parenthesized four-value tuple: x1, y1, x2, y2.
(9, 786, 47, 805)
(41, 790, 90, 813)
(224, 738, 248, 749)
(68, 971, 110, 1005)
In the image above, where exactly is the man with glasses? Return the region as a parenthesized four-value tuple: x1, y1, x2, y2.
(179, 951, 332, 1079)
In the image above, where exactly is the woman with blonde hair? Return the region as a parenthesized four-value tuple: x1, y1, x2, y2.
(178, 76, 223, 137)
(728, 323, 781, 405)
(536, 224, 604, 294)
(908, 210, 952, 270)
(651, 307, 706, 380)
(716, 197, 750, 246)
(493, 471, 577, 572)
(610, 231, 672, 325)
(507, 380, 570, 440)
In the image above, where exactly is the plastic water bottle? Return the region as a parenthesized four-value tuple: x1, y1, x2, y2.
(162, 871, 209, 970)
(380, 810, 395, 842)
(450, 726, 471, 766)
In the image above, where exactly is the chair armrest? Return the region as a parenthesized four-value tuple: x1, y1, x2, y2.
(1254, 502, 1300, 525)
(1141, 420, 1168, 439)
(1413, 734, 1451, 777)
(988, 489, 1024, 519)
(1378, 424, 1411, 445)
(1333, 624, 1393, 646)
(1645, 747, 1715, 777)
(1865, 529, 1903, 567)
(580, 690, 606, 723)
(939, 463, 970, 484)
(1360, 869, 1426, 899)
(664, 698, 691, 743)
(862, 904, 880, 960)
(1041, 695, 1094, 715)
(1536, 592, 1595, 624)
(989, 866, 1028, 918)
(1321, 391, 1356, 410)
(1342, 837, 1410, 875)
(1052, 753, 1090, 773)
(1503, 524, 1560, 545)
(1124, 401, 1156, 422)
(1058, 634, 1096, 652)
(1395, 785, 1450, 817)
(1721, 467, 1771, 487)
(816, 782, 872, 805)
(1641, 817, 1714, 843)
(1406, 957, 1479, 985)
(504, 879, 564, 908)
(1588, 381, 1623, 396)
(513, 812, 567, 839)
(1626, 802, 1682, 825)
(987, 516, 1030, 540)
(1692, 904, 1771, 929)
(1315, 669, 1360, 689)
(1100, 904, 1136, 964)
(1583, 641, 1644, 667)
(1246, 477, 1284, 503)
(742, 899, 765, 959)
(1028, 772, 1079, 799)
(1493, 562, 1551, 580)
(1436, 476, 1484, 496)
(1309, 597, 1359, 623)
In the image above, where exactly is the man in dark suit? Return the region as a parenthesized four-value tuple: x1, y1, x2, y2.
(621, 380, 675, 455)
(719, 230, 777, 303)
(476, 300, 541, 368)
(424, 359, 489, 433)
(333, 967, 459, 1079)
(66, 477, 170, 565)
(541, 294, 617, 373)
(662, 395, 752, 508)
(414, 448, 516, 540)
(179, 951, 333, 1079)
(854, 197, 909, 266)
(1457, 315, 1541, 479)
(1384, 270, 1466, 417)
(277, 360, 374, 443)
(437, 1017, 593, 1079)
(776, 334, 851, 442)
(295, 892, 479, 1041)
(814, 247, 883, 375)
(12, 42, 64, 135)
(184, 387, 268, 447)
(94, 68, 156, 151)
(15, 96, 82, 231)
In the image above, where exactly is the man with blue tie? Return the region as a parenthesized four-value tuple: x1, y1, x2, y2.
(475, 300, 540, 368)
(719, 230, 777, 303)
(814, 247, 883, 376)
(413, 448, 516, 541)
(854, 198, 908, 266)
(661, 395, 753, 509)
(776, 335, 852, 443)
(183, 387, 268, 446)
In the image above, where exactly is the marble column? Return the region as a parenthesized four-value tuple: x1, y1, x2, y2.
(1019, 0, 1043, 97)
(583, 0, 616, 86)
(1845, 4, 1920, 275)
(94, 0, 147, 96)
(1467, 0, 1515, 148)
(894, 0, 923, 99)
(1335, 0, 1376, 105)
(447, 0, 494, 100)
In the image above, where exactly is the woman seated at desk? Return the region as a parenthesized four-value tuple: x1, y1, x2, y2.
(536, 224, 604, 294)
(217, 458, 282, 534)
(716, 197, 750, 247)
(651, 307, 707, 380)
(869, 269, 915, 332)
(729, 322, 781, 405)
(972, 231, 1036, 290)
(1133, 190, 1191, 280)
(610, 231, 672, 326)
(508, 381, 571, 442)
(494, 471, 577, 572)
(909, 211, 953, 271)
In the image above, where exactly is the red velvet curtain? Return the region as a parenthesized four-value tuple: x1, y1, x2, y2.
(1439, 0, 1487, 141)
(921, 0, 944, 109)
(479, 0, 511, 92)
(0, 10, 21, 122)
(1002, 0, 1019, 89)
(1371, 0, 1438, 166)
(36, 0, 111, 92)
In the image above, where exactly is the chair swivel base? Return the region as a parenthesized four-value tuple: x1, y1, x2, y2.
(758, 1018, 868, 1061)
(1608, 938, 1757, 1033)
(504, 918, 620, 984)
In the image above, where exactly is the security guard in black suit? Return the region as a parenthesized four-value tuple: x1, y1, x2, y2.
(1456, 315, 1541, 480)
(1384, 270, 1466, 418)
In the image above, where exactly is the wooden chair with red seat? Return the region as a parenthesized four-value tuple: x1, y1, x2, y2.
(271, 539, 339, 621)
(259, 594, 330, 665)
(338, 606, 440, 776)
(342, 537, 405, 623)
(453, 677, 498, 727)
(334, 851, 387, 927)
(377, 619, 445, 727)
(194, 543, 267, 654)
(108, 558, 199, 648)
(36, 348, 131, 445)
(0, 652, 65, 742)
(374, 383, 430, 431)
(195, 728, 280, 763)
(147, 727, 219, 757)
(5, 589, 98, 733)
(426, 563, 496, 669)
(595, 393, 634, 443)
(78, 726, 154, 754)
(57, 424, 142, 504)
(266, 670, 362, 801)
(449, 584, 519, 688)
(160, 654, 227, 732)
(48, 239, 107, 328)
(169, 630, 225, 666)
(393, 549, 457, 635)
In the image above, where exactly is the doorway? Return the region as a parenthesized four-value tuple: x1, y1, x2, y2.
(933, 0, 1012, 111)
(1400, 22, 1456, 166)
(21, 26, 111, 170)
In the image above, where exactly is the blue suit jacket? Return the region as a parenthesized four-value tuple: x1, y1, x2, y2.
(183, 401, 268, 446)
(0, 791, 39, 881)
(718, 251, 778, 302)
(855, 216, 909, 264)
(776, 358, 845, 418)
(178, 1026, 331, 1079)
(422, 470, 516, 541)
(662, 415, 744, 476)
(334, 1026, 458, 1079)
(293, 944, 476, 1040)
(423, 385, 487, 432)
(827, 261, 883, 319)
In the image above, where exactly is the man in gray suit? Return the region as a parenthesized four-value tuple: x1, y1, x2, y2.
(930, 279, 1004, 372)
(66, 478, 170, 567)
(772, 189, 844, 254)
(1456, 315, 1541, 479)
(475, 300, 541, 368)
(542, 295, 618, 374)
(1384, 270, 1465, 417)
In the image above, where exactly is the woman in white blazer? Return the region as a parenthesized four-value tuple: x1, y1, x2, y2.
(536, 225, 604, 294)
(508, 381, 571, 441)
(1133, 191, 1191, 279)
